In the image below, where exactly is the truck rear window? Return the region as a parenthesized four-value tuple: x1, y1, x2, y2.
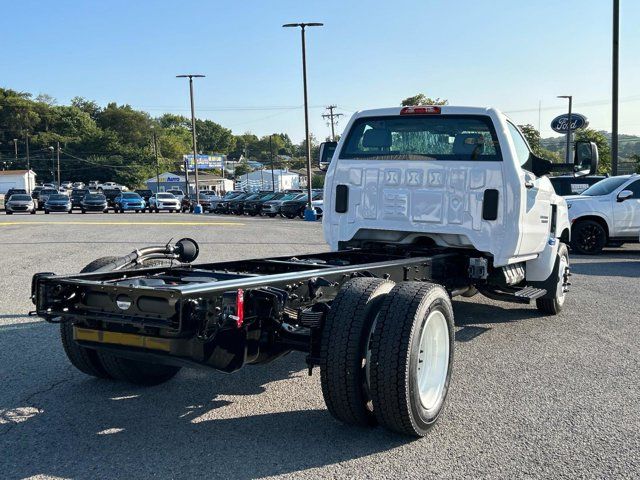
(340, 115, 502, 161)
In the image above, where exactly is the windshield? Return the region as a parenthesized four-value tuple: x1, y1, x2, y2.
(72, 190, 89, 196)
(41, 189, 57, 195)
(581, 177, 629, 196)
(49, 194, 68, 201)
(224, 192, 243, 199)
(122, 193, 140, 199)
(341, 114, 502, 161)
(85, 194, 105, 200)
(167, 190, 184, 195)
(157, 193, 175, 199)
(10, 195, 32, 201)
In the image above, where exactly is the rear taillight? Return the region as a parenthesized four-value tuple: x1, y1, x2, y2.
(236, 289, 244, 328)
(400, 106, 441, 115)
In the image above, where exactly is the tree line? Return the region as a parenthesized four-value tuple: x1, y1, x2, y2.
(0, 88, 320, 186)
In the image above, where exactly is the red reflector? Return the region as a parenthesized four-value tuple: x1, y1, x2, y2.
(236, 289, 244, 328)
(400, 106, 441, 115)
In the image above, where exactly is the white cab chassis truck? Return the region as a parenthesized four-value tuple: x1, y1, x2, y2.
(32, 106, 598, 437)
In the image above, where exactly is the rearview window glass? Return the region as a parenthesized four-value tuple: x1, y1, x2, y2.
(340, 115, 501, 161)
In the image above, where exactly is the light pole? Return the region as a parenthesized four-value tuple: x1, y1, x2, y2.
(558, 95, 573, 165)
(283, 22, 323, 221)
(269, 134, 275, 192)
(176, 74, 205, 213)
(56, 141, 61, 187)
(48, 146, 55, 184)
(612, 0, 619, 176)
(13, 139, 18, 160)
(152, 127, 161, 194)
(25, 133, 30, 193)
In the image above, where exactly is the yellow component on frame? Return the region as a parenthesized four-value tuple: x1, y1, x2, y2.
(73, 327, 171, 352)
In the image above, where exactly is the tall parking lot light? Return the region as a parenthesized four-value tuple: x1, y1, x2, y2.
(176, 74, 205, 213)
(558, 95, 573, 164)
(282, 22, 323, 221)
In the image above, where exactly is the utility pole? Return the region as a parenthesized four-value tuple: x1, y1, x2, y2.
(56, 141, 61, 187)
(152, 129, 161, 193)
(283, 21, 324, 221)
(612, 0, 620, 176)
(13, 139, 18, 160)
(176, 74, 205, 213)
(269, 134, 275, 192)
(558, 95, 573, 164)
(25, 133, 30, 193)
(322, 105, 343, 141)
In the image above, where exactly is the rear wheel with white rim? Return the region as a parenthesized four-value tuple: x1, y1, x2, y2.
(536, 243, 570, 315)
(369, 281, 454, 437)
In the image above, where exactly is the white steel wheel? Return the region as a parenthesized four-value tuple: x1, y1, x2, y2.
(415, 310, 450, 415)
(369, 281, 455, 437)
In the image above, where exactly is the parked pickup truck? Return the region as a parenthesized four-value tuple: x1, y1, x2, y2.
(566, 174, 640, 254)
(31, 105, 597, 437)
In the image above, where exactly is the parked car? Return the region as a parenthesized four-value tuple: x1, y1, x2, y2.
(61, 181, 73, 190)
(262, 192, 305, 217)
(44, 194, 72, 214)
(5, 193, 36, 214)
(101, 188, 122, 210)
(148, 192, 180, 212)
(567, 174, 640, 254)
(166, 189, 185, 203)
(6, 188, 28, 199)
(280, 191, 323, 219)
(210, 191, 245, 214)
(37, 188, 59, 210)
(550, 175, 607, 196)
(243, 192, 286, 216)
(135, 189, 154, 205)
(31, 186, 43, 202)
(195, 192, 221, 212)
(80, 193, 108, 213)
(114, 192, 146, 213)
(72, 182, 85, 190)
(98, 181, 118, 191)
(70, 189, 90, 210)
(229, 192, 264, 215)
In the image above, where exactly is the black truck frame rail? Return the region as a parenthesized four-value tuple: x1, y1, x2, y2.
(32, 242, 475, 374)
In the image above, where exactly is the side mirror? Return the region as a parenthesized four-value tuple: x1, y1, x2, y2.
(617, 190, 633, 202)
(318, 141, 338, 171)
(574, 141, 599, 176)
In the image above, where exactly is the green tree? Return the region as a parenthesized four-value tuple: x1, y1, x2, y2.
(518, 124, 561, 162)
(195, 119, 235, 154)
(401, 93, 448, 106)
(97, 103, 153, 146)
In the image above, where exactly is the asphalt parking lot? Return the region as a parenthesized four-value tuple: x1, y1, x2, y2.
(1, 213, 638, 479)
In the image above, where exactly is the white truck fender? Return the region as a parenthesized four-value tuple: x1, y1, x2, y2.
(525, 238, 559, 282)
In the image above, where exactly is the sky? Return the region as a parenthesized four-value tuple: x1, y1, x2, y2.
(3, 0, 639, 143)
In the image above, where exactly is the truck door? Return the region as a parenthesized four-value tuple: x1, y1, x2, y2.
(612, 179, 640, 237)
(506, 122, 552, 255)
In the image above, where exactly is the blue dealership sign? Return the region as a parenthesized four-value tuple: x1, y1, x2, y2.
(183, 154, 226, 171)
(550, 113, 588, 134)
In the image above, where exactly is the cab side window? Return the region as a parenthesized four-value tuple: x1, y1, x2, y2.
(507, 122, 532, 170)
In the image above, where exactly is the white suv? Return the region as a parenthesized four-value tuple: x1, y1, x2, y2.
(567, 174, 640, 254)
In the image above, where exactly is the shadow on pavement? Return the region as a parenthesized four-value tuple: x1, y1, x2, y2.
(0, 337, 405, 480)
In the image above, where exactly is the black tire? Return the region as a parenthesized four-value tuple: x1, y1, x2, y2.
(284, 212, 296, 219)
(267, 213, 277, 218)
(320, 278, 395, 427)
(536, 243, 570, 315)
(62, 255, 181, 385)
(60, 321, 112, 379)
(369, 282, 455, 437)
(5, 211, 12, 215)
(81, 209, 86, 214)
(95, 351, 181, 386)
(59, 256, 122, 379)
(30, 210, 36, 214)
(571, 219, 607, 255)
(44, 210, 49, 214)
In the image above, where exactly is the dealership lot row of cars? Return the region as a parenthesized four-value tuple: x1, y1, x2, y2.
(3, 185, 325, 219)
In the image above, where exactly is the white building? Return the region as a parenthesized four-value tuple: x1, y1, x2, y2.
(235, 169, 300, 192)
(0, 170, 37, 193)
(145, 172, 234, 195)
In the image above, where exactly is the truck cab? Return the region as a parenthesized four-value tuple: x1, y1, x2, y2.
(322, 106, 595, 278)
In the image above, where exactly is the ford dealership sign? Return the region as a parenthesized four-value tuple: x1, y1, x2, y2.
(550, 113, 588, 133)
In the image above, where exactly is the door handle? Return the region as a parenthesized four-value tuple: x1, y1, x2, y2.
(525, 180, 535, 189)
